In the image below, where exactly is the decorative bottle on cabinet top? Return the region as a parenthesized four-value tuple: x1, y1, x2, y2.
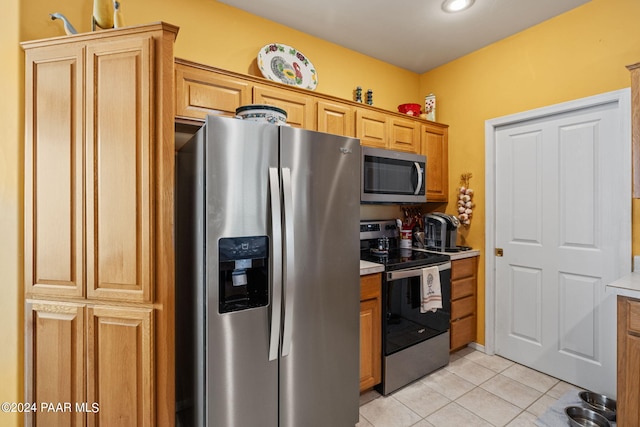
(425, 93, 436, 121)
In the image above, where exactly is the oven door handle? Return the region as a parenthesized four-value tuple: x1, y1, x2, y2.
(386, 262, 451, 281)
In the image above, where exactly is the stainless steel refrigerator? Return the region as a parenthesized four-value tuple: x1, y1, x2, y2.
(175, 115, 361, 427)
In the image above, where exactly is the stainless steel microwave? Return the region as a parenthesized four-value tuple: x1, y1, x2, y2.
(361, 146, 426, 204)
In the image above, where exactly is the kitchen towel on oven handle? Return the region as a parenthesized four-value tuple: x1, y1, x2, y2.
(420, 265, 442, 313)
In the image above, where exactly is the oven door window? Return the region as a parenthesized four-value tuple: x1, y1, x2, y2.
(384, 272, 451, 356)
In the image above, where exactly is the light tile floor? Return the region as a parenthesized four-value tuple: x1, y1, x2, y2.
(357, 346, 581, 427)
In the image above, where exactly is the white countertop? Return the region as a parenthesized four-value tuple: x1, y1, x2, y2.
(606, 272, 640, 299)
(360, 260, 385, 276)
(359, 249, 480, 276)
(446, 249, 481, 261)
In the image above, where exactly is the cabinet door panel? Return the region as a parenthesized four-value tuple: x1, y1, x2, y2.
(451, 295, 476, 320)
(253, 85, 313, 129)
(451, 257, 476, 280)
(390, 117, 420, 153)
(86, 36, 153, 302)
(360, 273, 381, 300)
(422, 124, 449, 202)
(360, 298, 381, 391)
(451, 314, 476, 351)
(628, 299, 640, 333)
(623, 336, 640, 425)
(175, 63, 251, 119)
(26, 301, 85, 427)
(451, 276, 475, 300)
(317, 100, 354, 136)
(360, 273, 381, 391)
(87, 306, 153, 427)
(356, 109, 387, 148)
(24, 46, 84, 298)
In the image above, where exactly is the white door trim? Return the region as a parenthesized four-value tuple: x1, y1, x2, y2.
(484, 88, 631, 356)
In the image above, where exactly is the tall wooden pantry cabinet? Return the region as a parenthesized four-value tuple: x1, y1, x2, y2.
(22, 22, 178, 426)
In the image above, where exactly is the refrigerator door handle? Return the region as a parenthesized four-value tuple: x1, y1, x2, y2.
(268, 167, 283, 362)
(281, 167, 295, 357)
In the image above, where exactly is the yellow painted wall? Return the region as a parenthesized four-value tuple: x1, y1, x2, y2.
(4, 0, 640, 423)
(0, 0, 22, 424)
(420, 0, 640, 345)
(21, 0, 421, 112)
(4, 1, 421, 426)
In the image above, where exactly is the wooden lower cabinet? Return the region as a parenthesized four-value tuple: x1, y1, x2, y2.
(360, 273, 382, 392)
(450, 257, 478, 351)
(87, 306, 154, 426)
(26, 302, 154, 426)
(617, 295, 640, 426)
(26, 301, 85, 426)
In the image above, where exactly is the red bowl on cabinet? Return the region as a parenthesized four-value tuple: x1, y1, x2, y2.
(398, 103, 421, 116)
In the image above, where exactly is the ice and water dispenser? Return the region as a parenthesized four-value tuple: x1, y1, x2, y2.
(218, 236, 269, 313)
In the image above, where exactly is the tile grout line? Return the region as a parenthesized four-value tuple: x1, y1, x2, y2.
(358, 349, 568, 427)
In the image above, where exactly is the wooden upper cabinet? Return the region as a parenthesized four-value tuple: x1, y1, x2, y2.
(389, 117, 420, 153)
(85, 36, 153, 303)
(356, 109, 388, 148)
(317, 99, 354, 136)
(175, 61, 251, 119)
(253, 84, 314, 129)
(24, 45, 85, 299)
(422, 122, 449, 202)
(172, 63, 452, 199)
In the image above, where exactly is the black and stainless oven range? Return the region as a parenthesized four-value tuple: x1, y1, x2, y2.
(360, 220, 451, 395)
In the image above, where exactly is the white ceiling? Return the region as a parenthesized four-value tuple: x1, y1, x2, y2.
(218, 0, 590, 73)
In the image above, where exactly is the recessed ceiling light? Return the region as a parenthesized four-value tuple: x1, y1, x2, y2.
(441, 0, 475, 13)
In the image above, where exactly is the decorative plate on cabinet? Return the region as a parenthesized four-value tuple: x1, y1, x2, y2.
(257, 43, 318, 90)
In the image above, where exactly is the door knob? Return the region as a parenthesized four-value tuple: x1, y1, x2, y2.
(495, 248, 504, 257)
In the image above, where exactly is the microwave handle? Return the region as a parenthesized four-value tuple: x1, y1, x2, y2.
(414, 162, 423, 195)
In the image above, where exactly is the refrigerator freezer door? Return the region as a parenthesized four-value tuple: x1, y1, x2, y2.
(279, 126, 361, 427)
(204, 116, 280, 427)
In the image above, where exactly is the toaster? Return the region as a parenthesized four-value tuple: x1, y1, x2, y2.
(424, 213, 459, 251)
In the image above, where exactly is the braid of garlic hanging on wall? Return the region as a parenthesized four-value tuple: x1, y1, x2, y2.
(457, 173, 474, 227)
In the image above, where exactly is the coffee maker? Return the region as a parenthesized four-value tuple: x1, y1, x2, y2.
(424, 213, 460, 252)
